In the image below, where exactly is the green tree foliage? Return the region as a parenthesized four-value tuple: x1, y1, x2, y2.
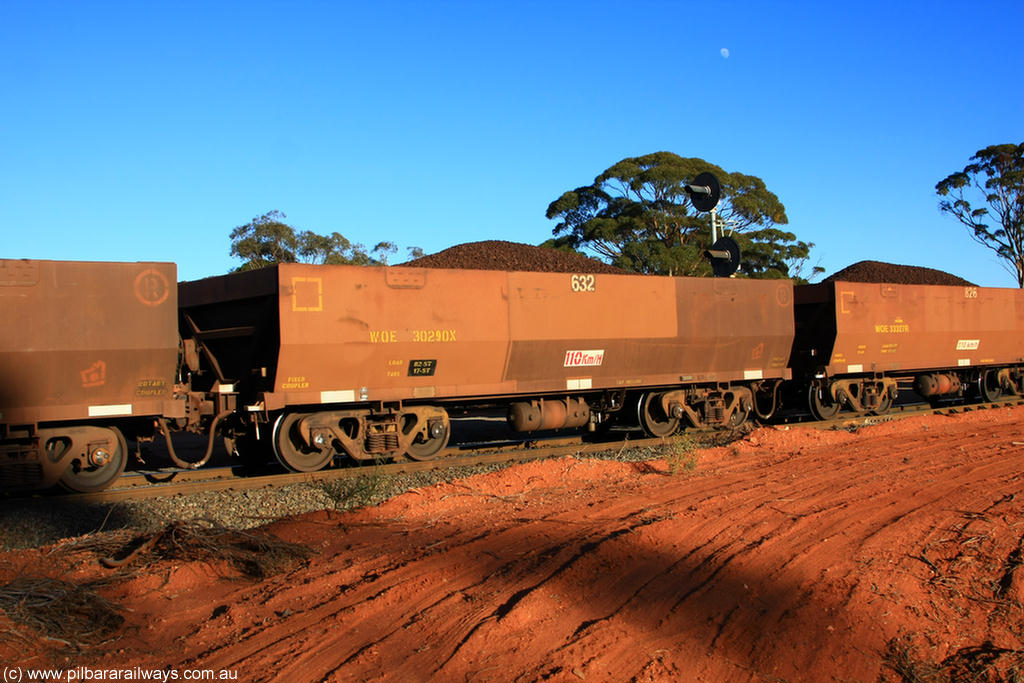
(229, 210, 298, 269)
(936, 143, 1024, 288)
(230, 211, 405, 271)
(545, 152, 820, 279)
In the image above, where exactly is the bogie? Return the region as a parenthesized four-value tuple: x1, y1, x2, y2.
(270, 406, 452, 472)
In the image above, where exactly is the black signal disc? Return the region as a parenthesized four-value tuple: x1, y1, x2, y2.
(689, 172, 721, 212)
(710, 236, 741, 277)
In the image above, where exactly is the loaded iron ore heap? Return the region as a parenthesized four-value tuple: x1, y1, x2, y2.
(824, 260, 976, 287)
(403, 240, 624, 274)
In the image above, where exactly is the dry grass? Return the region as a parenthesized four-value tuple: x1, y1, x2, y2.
(664, 435, 699, 476)
(58, 520, 316, 580)
(100, 520, 315, 579)
(0, 521, 315, 654)
(884, 637, 946, 683)
(317, 469, 390, 509)
(0, 575, 123, 648)
(884, 636, 1024, 683)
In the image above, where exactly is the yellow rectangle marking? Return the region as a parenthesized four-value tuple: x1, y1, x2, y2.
(292, 277, 323, 312)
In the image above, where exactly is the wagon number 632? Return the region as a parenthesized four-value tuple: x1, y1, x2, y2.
(570, 274, 596, 292)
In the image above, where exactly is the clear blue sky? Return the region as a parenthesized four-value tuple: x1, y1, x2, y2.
(2, 1, 1022, 285)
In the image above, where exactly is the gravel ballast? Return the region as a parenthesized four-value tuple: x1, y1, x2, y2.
(0, 440, 696, 551)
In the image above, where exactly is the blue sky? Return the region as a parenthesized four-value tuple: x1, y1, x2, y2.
(2, 1, 1022, 285)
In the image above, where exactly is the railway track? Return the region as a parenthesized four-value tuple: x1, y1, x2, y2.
(9, 433, 669, 505)
(3, 395, 1021, 508)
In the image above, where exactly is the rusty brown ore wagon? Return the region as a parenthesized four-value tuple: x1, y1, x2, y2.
(0, 259, 181, 492)
(4, 257, 1024, 494)
(179, 264, 795, 472)
(791, 281, 1024, 418)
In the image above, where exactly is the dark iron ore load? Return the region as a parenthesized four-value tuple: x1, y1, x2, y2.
(402, 240, 624, 274)
(407, 244, 976, 288)
(824, 260, 976, 287)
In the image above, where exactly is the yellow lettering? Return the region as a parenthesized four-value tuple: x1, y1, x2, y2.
(875, 323, 910, 334)
(410, 329, 458, 343)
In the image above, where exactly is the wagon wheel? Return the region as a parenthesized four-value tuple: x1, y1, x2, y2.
(728, 404, 750, 428)
(272, 413, 334, 473)
(404, 417, 450, 461)
(869, 391, 893, 416)
(978, 369, 1003, 402)
(638, 393, 680, 437)
(58, 427, 128, 493)
(808, 384, 841, 420)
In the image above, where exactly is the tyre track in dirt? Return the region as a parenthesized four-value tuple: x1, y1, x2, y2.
(69, 407, 1024, 682)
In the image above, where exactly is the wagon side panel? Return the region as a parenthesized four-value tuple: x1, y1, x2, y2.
(271, 264, 513, 407)
(504, 273, 794, 392)
(825, 282, 1024, 374)
(0, 260, 179, 425)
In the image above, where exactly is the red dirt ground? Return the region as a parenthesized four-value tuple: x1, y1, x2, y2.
(4, 407, 1024, 682)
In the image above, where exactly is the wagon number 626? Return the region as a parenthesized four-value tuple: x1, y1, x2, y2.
(570, 274, 596, 292)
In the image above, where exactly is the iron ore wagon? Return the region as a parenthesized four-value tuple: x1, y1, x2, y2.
(0, 259, 180, 492)
(791, 280, 1024, 418)
(179, 264, 795, 472)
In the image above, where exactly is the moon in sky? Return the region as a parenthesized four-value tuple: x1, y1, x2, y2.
(721, 48, 730, 58)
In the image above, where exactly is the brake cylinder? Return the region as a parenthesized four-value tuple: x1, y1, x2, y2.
(913, 373, 962, 397)
(508, 398, 590, 432)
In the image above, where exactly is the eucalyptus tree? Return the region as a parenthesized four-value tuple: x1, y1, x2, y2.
(545, 152, 819, 280)
(936, 143, 1024, 287)
(230, 211, 406, 271)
